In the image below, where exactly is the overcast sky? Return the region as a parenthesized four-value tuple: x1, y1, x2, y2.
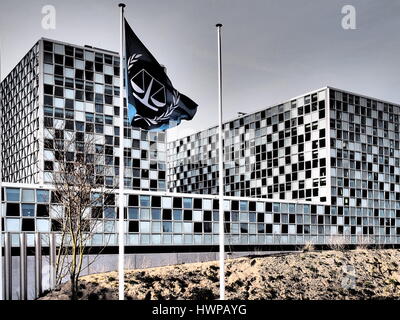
(1, 0, 399, 140)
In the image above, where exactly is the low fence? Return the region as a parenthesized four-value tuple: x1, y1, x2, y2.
(0, 232, 227, 300)
(2, 231, 388, 300)
(1, 232, 56, 300)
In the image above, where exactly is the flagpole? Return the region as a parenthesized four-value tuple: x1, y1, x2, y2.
(0, 43, 4, 301)
(118, 2, 126, 301)
(216, 23, 225, 300)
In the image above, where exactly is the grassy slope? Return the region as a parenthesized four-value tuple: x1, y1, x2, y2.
(39, 249, 400, 300)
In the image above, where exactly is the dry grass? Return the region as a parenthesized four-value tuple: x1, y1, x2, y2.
(302, 241, 315, 253)
(39, 249, 400, 300)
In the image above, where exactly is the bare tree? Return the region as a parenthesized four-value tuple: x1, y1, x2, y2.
(302, 241, 315, 253)
(327, 234, 349, 252)
(355, 233, 374, 250)
(45, 127, 116, 300)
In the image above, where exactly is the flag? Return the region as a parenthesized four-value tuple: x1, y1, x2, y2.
(124, 19, 198, 131)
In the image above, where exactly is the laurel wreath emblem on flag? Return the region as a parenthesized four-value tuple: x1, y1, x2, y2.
(124, 19, 197, 131)
(128, 53, 180, 126)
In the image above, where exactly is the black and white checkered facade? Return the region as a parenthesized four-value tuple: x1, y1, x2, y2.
(1, 39, 167, 191)
(0, 183, 340, 247)
(1, 39, 400, 247)
(167, 87, 400, 243)
(1, 182, 399, 247)
(329, 89, 400, 238)
(1, 43, 40, 184)
(168, 88, 329, 202)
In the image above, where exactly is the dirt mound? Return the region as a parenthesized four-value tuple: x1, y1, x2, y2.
(39, 249, 400, 300)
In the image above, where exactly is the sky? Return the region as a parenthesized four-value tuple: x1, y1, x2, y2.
(1, 0, 400, 141)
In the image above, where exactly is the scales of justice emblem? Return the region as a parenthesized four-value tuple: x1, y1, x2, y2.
(128, 53, 180, 127)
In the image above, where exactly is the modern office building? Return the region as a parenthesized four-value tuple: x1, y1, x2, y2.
(1, 38, 167, 191)
(168, 88, 329, 203)
(1, 38, 400, 252)
(168, 86, 400, 243)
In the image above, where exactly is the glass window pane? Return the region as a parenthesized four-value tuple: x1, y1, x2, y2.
(151, 209, 161, 220)
(162, 222, 172, 233)
(203, 199, 212, 210)
(140, 222, 150, 232)
(104, 221, 115, 232)
(6, 218, 21, 232)
(22, 204, 35, 217)
(104, 207, 116, 219)
(173, 222, 182, 233)
(140, 234, 150, 244)
(183, 198, 192, 208)
(6, 203, 19, 216)
(128, 208, 138, 219)
(6, 188, 20, 201)
(162, 197, 172, 208)
(173, 235, 183, 244)
(183, 222, 193, 233)
(22, 189, 35, 202)
(36, 190, 50, 203)
(92, 234, 103, 246)
(193, 210, 202, 222)
(173, 210, 182, 220)
(152, 235, 161, 245)
(36, 219, 50, 232)
(140, 208, 150, 220)
(152, 222, 161, 233)
(140, 196, 150, 207)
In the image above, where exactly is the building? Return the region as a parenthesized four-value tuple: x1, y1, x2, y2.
(168, 88, 329, 203)
(168, 86, 400, 243)
(1, 39, 400, 253)
(1, 38, 167, 191)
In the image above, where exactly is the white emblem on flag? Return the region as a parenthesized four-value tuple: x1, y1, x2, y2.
(130, 69, 166, 111)
(128, 54, 166, 111)
(128, 53, 181, 127)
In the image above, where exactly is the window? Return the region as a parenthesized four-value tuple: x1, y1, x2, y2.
(37, 190, 50, 203)
(183, 210, 192, 221)
(6, 203, 20, 216)
(37, 205, 49, 217)
(22, 219, 35, 232)
(5, 219, 20, 232)
(37, 220, 50, 232)
(6, 188, 20, 201)
(44, 52, 53, 64)
(163, 222, 173, 233)
(162, 197, 172, 208)
(183, 198, 192, 208)
(22, 204, 35, 217)
(22, 189, 35, 202)
(151, 209, 161, 220)
(173, 210, 182, 220)
(128, 208, 138, 220)
(194, 222, 202, 233)
(163, 209, 172, 220)
(129, 221, 139, 232)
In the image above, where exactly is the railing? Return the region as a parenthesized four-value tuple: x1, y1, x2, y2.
(1, 232, 56, 300)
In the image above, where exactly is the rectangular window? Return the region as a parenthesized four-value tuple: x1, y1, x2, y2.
(36, 190, 50, 203)
(6, 204, 20, 217)
(22, 204, 35, 217)
(6, 188, 20, 201)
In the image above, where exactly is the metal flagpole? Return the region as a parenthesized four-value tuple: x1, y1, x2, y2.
(118, 2, 126, 301)
(0, 42, 3, 301)
(216, 23, 225, 300)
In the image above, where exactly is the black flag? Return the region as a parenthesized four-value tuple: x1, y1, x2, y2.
(124, 19, 198, 131)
